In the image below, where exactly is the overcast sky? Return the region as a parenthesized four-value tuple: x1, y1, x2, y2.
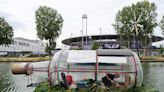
(0, 0, 163, 47)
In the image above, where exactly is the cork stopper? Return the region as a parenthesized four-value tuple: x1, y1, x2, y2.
(11, 63, 33, 75)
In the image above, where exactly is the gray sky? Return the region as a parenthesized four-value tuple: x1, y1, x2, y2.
(0, 0, 163, 47)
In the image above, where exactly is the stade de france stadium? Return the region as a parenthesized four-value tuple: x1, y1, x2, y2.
(62, 34, 164, 50)
(0, 37, 46, 56)
(0, 35, 163, 56)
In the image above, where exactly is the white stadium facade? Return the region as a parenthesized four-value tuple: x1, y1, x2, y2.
(0, 37, 46, 56)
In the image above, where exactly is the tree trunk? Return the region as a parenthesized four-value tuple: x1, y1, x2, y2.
(136, 35, 140, 58)
(128, 36, 131, 49)
(144, 29, 148, 56)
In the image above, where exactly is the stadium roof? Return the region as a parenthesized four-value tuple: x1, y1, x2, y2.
(62, 34, 164, 45)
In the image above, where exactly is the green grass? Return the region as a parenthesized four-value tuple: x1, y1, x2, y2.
(141, 56, 164, 62)
(1, 56, 163, 62)
(0, 57, 51, 62)
(34, 82, 159, 92)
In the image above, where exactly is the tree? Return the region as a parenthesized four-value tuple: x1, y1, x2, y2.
(92, 41, 99, 50)
(0, 17, 13, 45)
(160, 15, 164, 36)
(159, 44, 164, 56)
(113, 1, 157, 55)
(35, 6, 63, 54)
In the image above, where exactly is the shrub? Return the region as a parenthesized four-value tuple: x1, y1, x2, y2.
(34, 82, 159, 92)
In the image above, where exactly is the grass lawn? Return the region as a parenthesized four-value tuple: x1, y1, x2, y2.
(0, 56, 51, 62)
(0, 56, 163, 62)
(141, 56, 164, 62)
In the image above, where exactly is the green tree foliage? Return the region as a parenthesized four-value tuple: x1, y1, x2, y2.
(113, 1, 157, 48)
(35, 6, 63, 54)
(0, 17, 13, 45)
(160, 16, 164, 36)
(92, 41, 99, 50)
(45, 42, 56, 54)
(159, 44, 164, 55)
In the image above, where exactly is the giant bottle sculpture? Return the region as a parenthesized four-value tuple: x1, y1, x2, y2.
(11, 49, 143, 88)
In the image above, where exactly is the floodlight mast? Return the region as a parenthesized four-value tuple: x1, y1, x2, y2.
(82, 14, 88, 49)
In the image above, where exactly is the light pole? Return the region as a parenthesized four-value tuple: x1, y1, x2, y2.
(70, 33, 73, 48)
(81, 30, 83, 50)
(100, 27, 102, 47)
(82, 14, 88, 48)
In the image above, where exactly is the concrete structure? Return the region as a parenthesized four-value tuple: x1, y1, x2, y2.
(0, 37, 46, 55)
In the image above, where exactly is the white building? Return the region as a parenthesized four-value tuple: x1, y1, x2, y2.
(0, 37, 46, 55)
